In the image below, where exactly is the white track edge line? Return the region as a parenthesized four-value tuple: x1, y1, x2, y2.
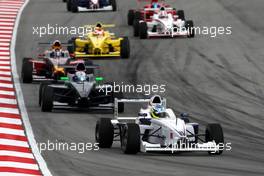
(10, 0, 52, 175)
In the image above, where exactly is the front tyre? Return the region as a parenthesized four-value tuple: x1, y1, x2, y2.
(21, 58, 33, 83)
(70, 0, 78, 13)
(39, 82, 51, 107)
(95, 118, 114, 148)
(133, 20, 140, 37)
(110, 0, 117, 11)
(66, 0, 71, 11)
(121, 123, 140, 154)
(139, 22, 148, 39)
(185, 20, 195, 38)
(120, 37, 130, 59)
(41, 86, 54, 112)
(205, 123, 224, 155)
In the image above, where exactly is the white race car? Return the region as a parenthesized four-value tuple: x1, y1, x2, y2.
(134, 7, 195, 39)
(95, 95, 224, 155)
(66, 0, 116, 13)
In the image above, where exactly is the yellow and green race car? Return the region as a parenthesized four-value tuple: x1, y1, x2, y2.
(68, 23, 130, 59)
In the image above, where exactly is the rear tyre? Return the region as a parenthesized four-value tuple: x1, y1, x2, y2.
(127, 10, 134, 25)
(110, 0, 117, 11)
(177, 10, 185, 20)
(134, 11, 141, 21)
(67, 37, 76, 54)
(71, 0, 78, 13)
(139, 22, 148, 39)
(120, 37, 130, 59)
(95, 118, 114, 148)
(133, 20, 140, 37)
(21, 58, 33, 83)
(205, 123, 224, 155)
(185, 20, 195, 38)
(41, 86, 54, 112)
(121, 123, 140, 154)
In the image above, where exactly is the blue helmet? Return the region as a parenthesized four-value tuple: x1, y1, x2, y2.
(151, 3, 160, 9)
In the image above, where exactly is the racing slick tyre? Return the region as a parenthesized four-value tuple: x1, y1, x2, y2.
(120, 37, 130, 59)
(121, 123, 140, 154)
(133, 20, 140, 37)
(21, 58, 33, 83)
(66, 0, 71, 11)
(134, 11, 141, 21)
(95, 118, 114, 148)
(41, 86, 54, 112)
(185, 20, 195, 38)
(177, 10, 185, 20)
(70, 0, 78, 13)
(127, 10, 134, 25)
(205, 123, 224, 155)
(39, 82, 51, 107)
(139, 22, 148, 39)
(67, 37, 76, 54)
(110, 0, 117, 11)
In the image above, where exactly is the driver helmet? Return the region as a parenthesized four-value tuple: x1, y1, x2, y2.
(159, 7, 168, 18)
(94, 23, 104, 35)
(54, 49, 61, 58)
(52, 40, 62, 50)
(73, 71, 87, 82)
(151, 2, 160, 9)
(151, 104, 166, 118)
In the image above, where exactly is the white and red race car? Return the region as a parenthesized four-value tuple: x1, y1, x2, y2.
(133, 6, 195, 39)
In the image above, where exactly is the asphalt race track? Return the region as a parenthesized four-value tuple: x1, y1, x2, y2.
(16, 0, 264, 175)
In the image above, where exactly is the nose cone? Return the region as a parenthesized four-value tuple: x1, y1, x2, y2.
(54, 66, 65, 74)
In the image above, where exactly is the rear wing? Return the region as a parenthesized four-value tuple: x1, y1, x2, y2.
(143, 7, 173, 11)
(38, 42, 71, 47)
(63, 65, 99, 69)
(83, 24, 115, 29)
(137, 0, 165, 5)
(114, 98, 166, 120)
(137, 0, 165, 2)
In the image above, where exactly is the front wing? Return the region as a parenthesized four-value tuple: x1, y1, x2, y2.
(78, 5, 113, 12)
(141, 141, 221, 153)
(147, 30, 189, 38)
(74, 51, 121, 58)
